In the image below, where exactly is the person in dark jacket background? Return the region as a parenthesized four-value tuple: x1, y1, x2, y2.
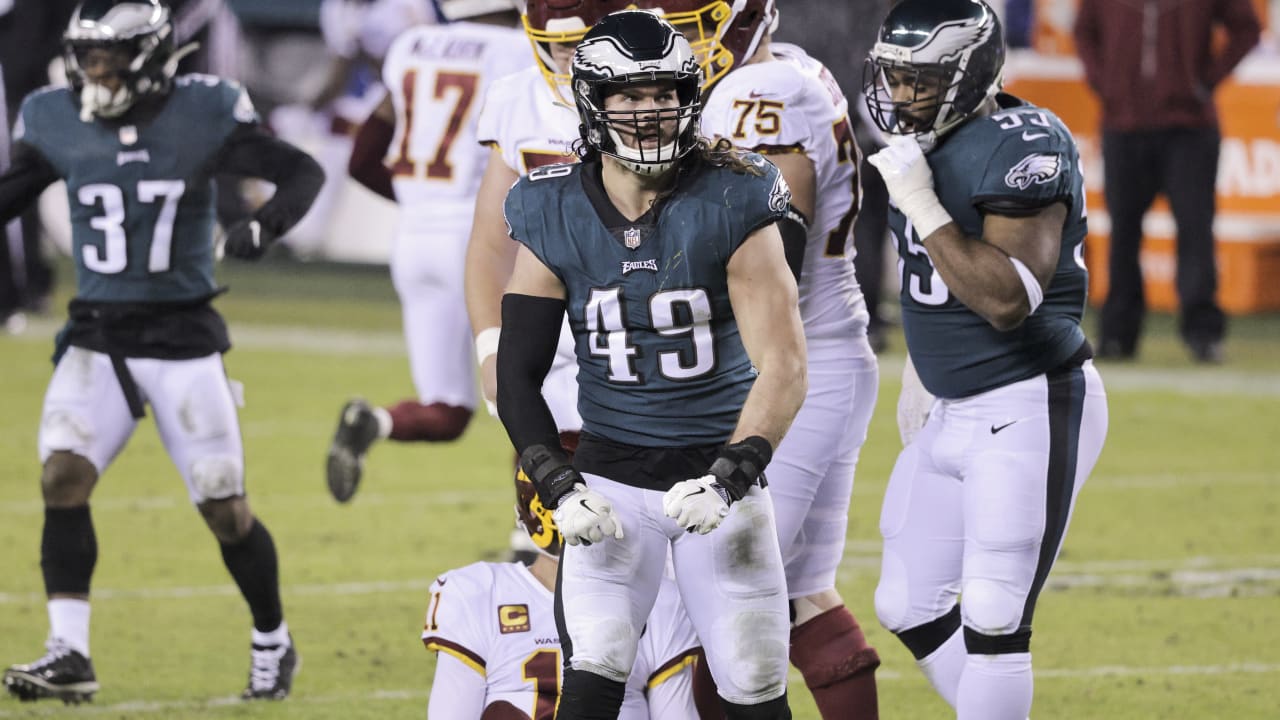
(1074, 0, 1261, 363)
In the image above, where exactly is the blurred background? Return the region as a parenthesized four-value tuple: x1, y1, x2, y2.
(4, 0, 1278, 329)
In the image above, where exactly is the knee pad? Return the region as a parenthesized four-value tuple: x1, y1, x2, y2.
(568, 617, 638, 683)
(961, 577, 1025, 637)
(41, 451, 97, 502)
(191, 455, 243, 501)
(873, 553, 909, 632)
(713, 610, 789, 704)
(41, 410, 93, 457)
(790, 606, 880, 688)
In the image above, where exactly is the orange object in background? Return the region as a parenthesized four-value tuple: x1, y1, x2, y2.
(1004, 51, 1280, 314)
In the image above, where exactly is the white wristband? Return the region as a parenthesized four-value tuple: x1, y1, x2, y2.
(474, 326, 501, 366)
(1008, 256, 1044, 315)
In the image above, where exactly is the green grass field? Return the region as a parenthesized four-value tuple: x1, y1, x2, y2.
(1, 258, 1278, 719)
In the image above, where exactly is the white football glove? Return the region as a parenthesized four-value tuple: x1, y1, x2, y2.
(898, 355, 936, 447)
(867, 135, 954, 239)
(663, 476, 732, 535)
(552, 484, 624, 546)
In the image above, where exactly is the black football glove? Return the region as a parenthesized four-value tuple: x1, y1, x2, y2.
(223, 219, 276, 260)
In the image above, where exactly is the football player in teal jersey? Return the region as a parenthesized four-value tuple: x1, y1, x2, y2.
(496, 11, 805, 720)
(862, 1, 1108, 719)
(0, 0, 323, 704)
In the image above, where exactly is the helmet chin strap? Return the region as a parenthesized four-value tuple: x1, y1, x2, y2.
(79, 83, 133, 122)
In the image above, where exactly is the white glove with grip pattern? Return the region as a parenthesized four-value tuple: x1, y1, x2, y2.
(867, 134, 954, 239)
(553, 484, 624, 546)
(898, 355, 936, 447)
(663, 476, 732, 535)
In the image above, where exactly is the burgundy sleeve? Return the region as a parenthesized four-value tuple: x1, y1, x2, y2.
(348, 113, 396, 201)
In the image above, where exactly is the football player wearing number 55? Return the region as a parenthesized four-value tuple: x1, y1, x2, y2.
(497, 11, 805, 720)
(0, 0, 323, 704)
(863, 1, 1108, 719)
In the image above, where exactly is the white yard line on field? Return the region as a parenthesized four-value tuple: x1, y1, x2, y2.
(12, 319, 1280, 395)
(2, 665, 1278, 717)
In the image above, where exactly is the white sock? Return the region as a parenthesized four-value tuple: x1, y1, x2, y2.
(957, 652, 1033, 720)
(48, 598, 91, 657)
(372, 407, 393, 439)
(252, 620, 290, 648)
(917, 627, 966, 708)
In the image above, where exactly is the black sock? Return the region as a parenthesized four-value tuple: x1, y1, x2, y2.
(556, 668, 627, 720)
(723, 692, 792, 720)
(41, 506, 97, 595)
(219, 518, 283, 633)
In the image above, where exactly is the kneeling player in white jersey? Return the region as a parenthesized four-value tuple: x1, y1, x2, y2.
(327, 0, 530, 503)
(864, 2, 1108, 718)
(423, 471, 703, 719)
(654, 1, 883, 716)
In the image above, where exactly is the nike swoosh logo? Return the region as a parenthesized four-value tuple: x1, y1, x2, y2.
(1022, 131, 1050, 141)
(747, 90, 768, 99)
(685, 487, 706, 497)
(991, 421, 1017, 434)
(434, 576, 447, 586)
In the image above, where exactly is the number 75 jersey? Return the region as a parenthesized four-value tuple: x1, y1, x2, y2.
(892, 94, 1090, 399)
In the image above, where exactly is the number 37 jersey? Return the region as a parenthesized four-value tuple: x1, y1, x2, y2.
(892, 94, 1089, 399)
(16, 76, 257, 303)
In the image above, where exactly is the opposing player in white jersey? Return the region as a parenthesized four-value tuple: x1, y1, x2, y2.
(464, 0, 642, 445)
(326, 0, 529, 503)
(423, 471, 702, 719)
(655, 1, 882, 716)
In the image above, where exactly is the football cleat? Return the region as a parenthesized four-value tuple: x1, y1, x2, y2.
(3, 640, 99, 704)
(326, 399, 380, 503)
(241, 637, 298, 701)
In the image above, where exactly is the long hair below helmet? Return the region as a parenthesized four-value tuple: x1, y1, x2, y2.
(570, 10, 703, 176)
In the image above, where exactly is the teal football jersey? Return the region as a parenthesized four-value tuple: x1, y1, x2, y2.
(506, 156, 790, 446)
(891, 94, 1090, 399)
(17, 75, 257, 303)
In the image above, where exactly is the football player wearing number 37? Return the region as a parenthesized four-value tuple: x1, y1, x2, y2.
(863, 1, 1109, 719)
(0, 0, 324, 704)
(497, 11, 805, 720)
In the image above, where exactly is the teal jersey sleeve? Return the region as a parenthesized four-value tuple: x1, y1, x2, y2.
(972, 110, 1077, 214)
(721, 153, 791, 256)
(502, 164, 573, 285)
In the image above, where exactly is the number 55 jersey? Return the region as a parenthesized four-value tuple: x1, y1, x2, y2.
(893, 94, 1090, 399)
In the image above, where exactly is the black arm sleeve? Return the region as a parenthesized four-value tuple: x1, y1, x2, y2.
(0, 142, 59, 223)
(213, 123, 326, 237)
(778, 204, 809, 283)
(497, 293, 568, 455)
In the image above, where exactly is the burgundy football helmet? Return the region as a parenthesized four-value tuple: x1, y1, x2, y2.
(523, 0, 640, 101)
(638, 0, 777, 90)
(515, 468, 562, 558)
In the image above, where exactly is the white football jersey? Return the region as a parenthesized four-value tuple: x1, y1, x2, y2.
(382, 22, 530, 237)
(700, 43, 869, 339)
(422, 561, 699, 719)
(475, 65, 580, 174)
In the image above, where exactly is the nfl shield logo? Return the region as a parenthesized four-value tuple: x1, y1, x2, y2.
(624, 227, 641, 249)
(119, 125, 138, 146)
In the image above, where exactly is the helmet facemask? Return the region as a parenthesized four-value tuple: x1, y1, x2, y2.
(862, 1, 1005, 152)
(572, 11, 704, 176)
(63, 0, 188, 122)
(639, 0, 776, 92)
(514, 470, 563, 559)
